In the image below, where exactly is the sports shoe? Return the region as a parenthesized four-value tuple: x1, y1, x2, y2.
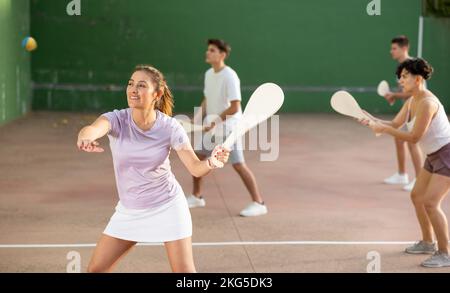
(403, 178, 416, 191)
(405, 241, 437, 254)
(421, 251, 450, 268)
(384, 173, 409, 185)
(186, 194, 206, 208)
(240, 202, 268, 217)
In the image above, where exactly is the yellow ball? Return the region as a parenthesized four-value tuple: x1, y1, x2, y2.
(22, 37, 38, 52)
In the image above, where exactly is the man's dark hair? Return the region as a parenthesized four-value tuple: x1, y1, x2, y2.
(391, 35, 410, 48)
(207, 39, 231, 57)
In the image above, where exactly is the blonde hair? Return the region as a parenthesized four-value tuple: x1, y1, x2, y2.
(133, 64, 174, 116)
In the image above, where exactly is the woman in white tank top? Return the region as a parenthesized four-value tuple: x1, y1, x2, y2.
(360, 58, 450, 268)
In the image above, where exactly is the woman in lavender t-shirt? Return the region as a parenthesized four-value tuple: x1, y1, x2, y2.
(77, 65, 229, 273)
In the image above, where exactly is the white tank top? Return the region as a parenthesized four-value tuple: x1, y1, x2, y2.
(405, 97, 450, 155)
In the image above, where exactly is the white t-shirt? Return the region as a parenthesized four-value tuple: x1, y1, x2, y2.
(203, 66, 243, 129)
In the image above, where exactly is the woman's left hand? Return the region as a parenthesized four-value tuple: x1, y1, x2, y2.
(368, 120, 386, 134)
(356, 117, 385, 135)
(356, 117, 371, 126)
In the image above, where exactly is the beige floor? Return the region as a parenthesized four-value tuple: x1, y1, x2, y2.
(0, 112, 449, 272)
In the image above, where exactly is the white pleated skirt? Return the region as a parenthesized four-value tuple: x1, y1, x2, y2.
(103, 193, 192, 243)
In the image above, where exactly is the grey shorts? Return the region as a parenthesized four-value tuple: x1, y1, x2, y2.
(424, 143, 450, 177)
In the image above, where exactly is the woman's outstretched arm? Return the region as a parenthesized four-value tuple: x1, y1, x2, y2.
(77, 116, 111, 152)
(362, 99, 410, 128)
(362, 99, 437, 143)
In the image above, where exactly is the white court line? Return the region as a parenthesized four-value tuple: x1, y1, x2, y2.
(1, 240, 444, 249)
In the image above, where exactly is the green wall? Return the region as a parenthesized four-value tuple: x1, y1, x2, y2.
(422, 17, 450, 105)
(29, 0, 448, 114)
(0, 0, 31, 125)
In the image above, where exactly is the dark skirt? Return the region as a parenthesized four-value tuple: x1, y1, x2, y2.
(424, 143, 450, 177)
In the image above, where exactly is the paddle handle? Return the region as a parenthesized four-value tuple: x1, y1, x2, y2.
(222, 125, 246, 150)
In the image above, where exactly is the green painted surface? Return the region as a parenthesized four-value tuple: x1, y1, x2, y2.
(29, 0, 448, 114)
(422, 17, 450, 105)
(0, 0, 32, 125)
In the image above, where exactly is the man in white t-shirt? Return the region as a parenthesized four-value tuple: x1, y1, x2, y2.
(186, 39, 267, 217)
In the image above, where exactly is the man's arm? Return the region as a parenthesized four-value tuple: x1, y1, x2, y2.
(390, 91, 412, 100)
(219, 100, 240, 121)
(384, 82, 413, 102)
(193, 98, 206, 122)
(204, 100, 240, 131)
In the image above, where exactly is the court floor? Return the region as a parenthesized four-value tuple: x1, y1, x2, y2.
(0, 112, 449, 272)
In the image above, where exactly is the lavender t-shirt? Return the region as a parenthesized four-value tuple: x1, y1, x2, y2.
(102, 109, 190, 209)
